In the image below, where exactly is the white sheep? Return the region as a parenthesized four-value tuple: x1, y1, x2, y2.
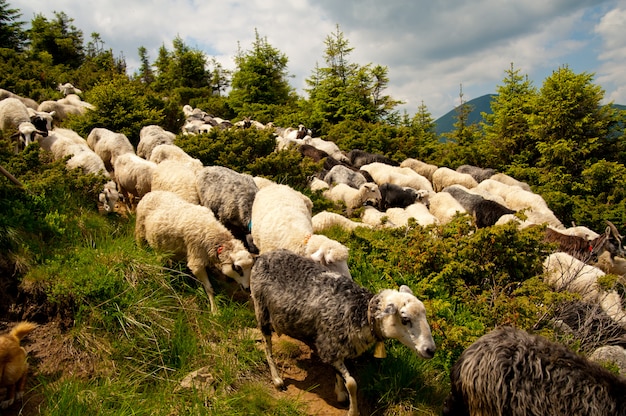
(251, 183, 351, 277)
(151, 159, 200, 204)
(135, 190, 255, 313)
(302, 136, 349, 163)
(312, 211, 372, 232)
(360, 205, 396, 228)
(385, 202, 439, 228)
(427, 191, 468, 225)
(148, 144, 203, 169)
(543, 251, 626, 326)
(323, 182, 382, 215)
(308, 176, 330, 192)
(87, 127, 135, 172)
(37, 99, 86, 123)
(252, 176, 276, 189)
(360, 162, 434, 192)
(490, 172, 532, 191)
(98, 180, 120, 214)
(113, 153, 157, 210)
(431, 167, 478, 192)
(57, 82, 82, 96)
(136, 125, 176, 160)
(38, 130, 108, 177)
(0, 88, 38, 109)
(0, 97, 45, 150)
(400, 158, 438, 182)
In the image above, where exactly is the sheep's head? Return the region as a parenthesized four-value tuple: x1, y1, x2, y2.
(361, 183, 382, 206)
(306, 234, 351, 278)
(217, 240, 255, 289)
(99, 182, 120, 214)
(374, 285, 436, 359)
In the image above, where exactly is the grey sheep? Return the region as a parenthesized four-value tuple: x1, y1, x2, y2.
(135, 190, 255, 313)
(196, 166, 259, 251)
(443, 326, 626, 416)
(251, 250, 435, 416)
(443, 185, 516, 228)
(456, 164, 496, 183)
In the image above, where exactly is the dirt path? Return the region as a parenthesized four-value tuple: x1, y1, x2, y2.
(1, 322, 372, 416)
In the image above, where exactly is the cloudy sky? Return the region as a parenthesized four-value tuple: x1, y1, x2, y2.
(11, 0, 626, 118)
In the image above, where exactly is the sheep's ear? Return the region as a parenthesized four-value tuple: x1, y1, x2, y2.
(310, 249, 326, 265)
(399, 285, 414, 295)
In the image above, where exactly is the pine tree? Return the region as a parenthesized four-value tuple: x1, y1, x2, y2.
(0, 0, 27, 51)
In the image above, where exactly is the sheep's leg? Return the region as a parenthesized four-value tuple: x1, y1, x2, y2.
(191, 265, 217, 313)
(333, 361, 358, 416)
(262, 333, 285, 389)
(334, 373, 349, 402)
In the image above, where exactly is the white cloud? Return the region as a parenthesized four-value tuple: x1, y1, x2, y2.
(11, 0, 623, 118)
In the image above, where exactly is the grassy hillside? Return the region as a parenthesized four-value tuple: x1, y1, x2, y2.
(2, 132, 623, 415)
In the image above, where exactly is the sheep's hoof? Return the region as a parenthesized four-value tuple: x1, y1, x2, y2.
(273, 377, 286, 391)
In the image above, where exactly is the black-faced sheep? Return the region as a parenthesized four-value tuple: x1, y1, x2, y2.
(442, 326, 626, 416)
(135, 190, 255, 313)
(251, 183, 351, 277)
(443, 185, 516, 228)
(196, 166, 259, 251)
(348, 149, 398, 168)
(250, 250, 435, 416)
(136, 125, 176, 160)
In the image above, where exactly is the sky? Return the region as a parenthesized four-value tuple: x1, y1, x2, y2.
(11, 0, 626, 119)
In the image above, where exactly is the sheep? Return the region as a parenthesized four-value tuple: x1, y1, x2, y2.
(98, 180, 120, 214)
(26, 108, 55, 133)
(280, 124, 308, 141)
(250, 249, 436, 416)
(135, 190, 254, 313)
(196, 166, 259, 250)
(37, 99, 86, 123)
(136, 125, 176, 160)
(251, 183, 351, 277)
(378, 182, 424, 210)
(541, 221, 624, 262)
(151, 159, 200, 204)
(323, 164, 368, 189)
(443, 185, 516, 228)
(490, 172, 532, 191)
(594, 251, 626, 276)
(543, 251, 626, 326)
(0, 97, 46, 151)
(57, 82, 82, 95)
(561, 224, 601, 240)
(427, 191, 468, 225)
(456, 164, 496, 183)
(302, 136, 350, 163)
(308, 176, 330, 192)
(360, 205, 396, 228)
(312, 211, 372, 232)
(323, 182, 382, 215)
(0, 88, 38, 109)
(431, 167, 478, 192)
(348, 149, 398, 168)
(400, 158, 438, 182)
(38, 129, 107, 176)
(113, 153, 157, 210)
(148, 144, 203, 170)
(360, 162, 434, 193)
(442, 326, 626, 416)
(87, 127, 135, 172)
(385, 202, 439, 228)
(252, 176, 275, 189)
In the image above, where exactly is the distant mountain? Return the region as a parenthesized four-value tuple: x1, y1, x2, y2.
(434, 94, 495, 137)
(434, 95, 626, 138)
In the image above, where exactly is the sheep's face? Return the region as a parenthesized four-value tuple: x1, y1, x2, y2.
(376, 286, 436, 359)
(220, 249, 254, 289)
(363, 183, 382, 206)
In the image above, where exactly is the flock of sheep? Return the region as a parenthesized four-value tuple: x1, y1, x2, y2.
(2, 89, 626, 415)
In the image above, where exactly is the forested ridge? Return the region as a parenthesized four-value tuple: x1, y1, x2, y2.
(1, 2, 626, 415)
